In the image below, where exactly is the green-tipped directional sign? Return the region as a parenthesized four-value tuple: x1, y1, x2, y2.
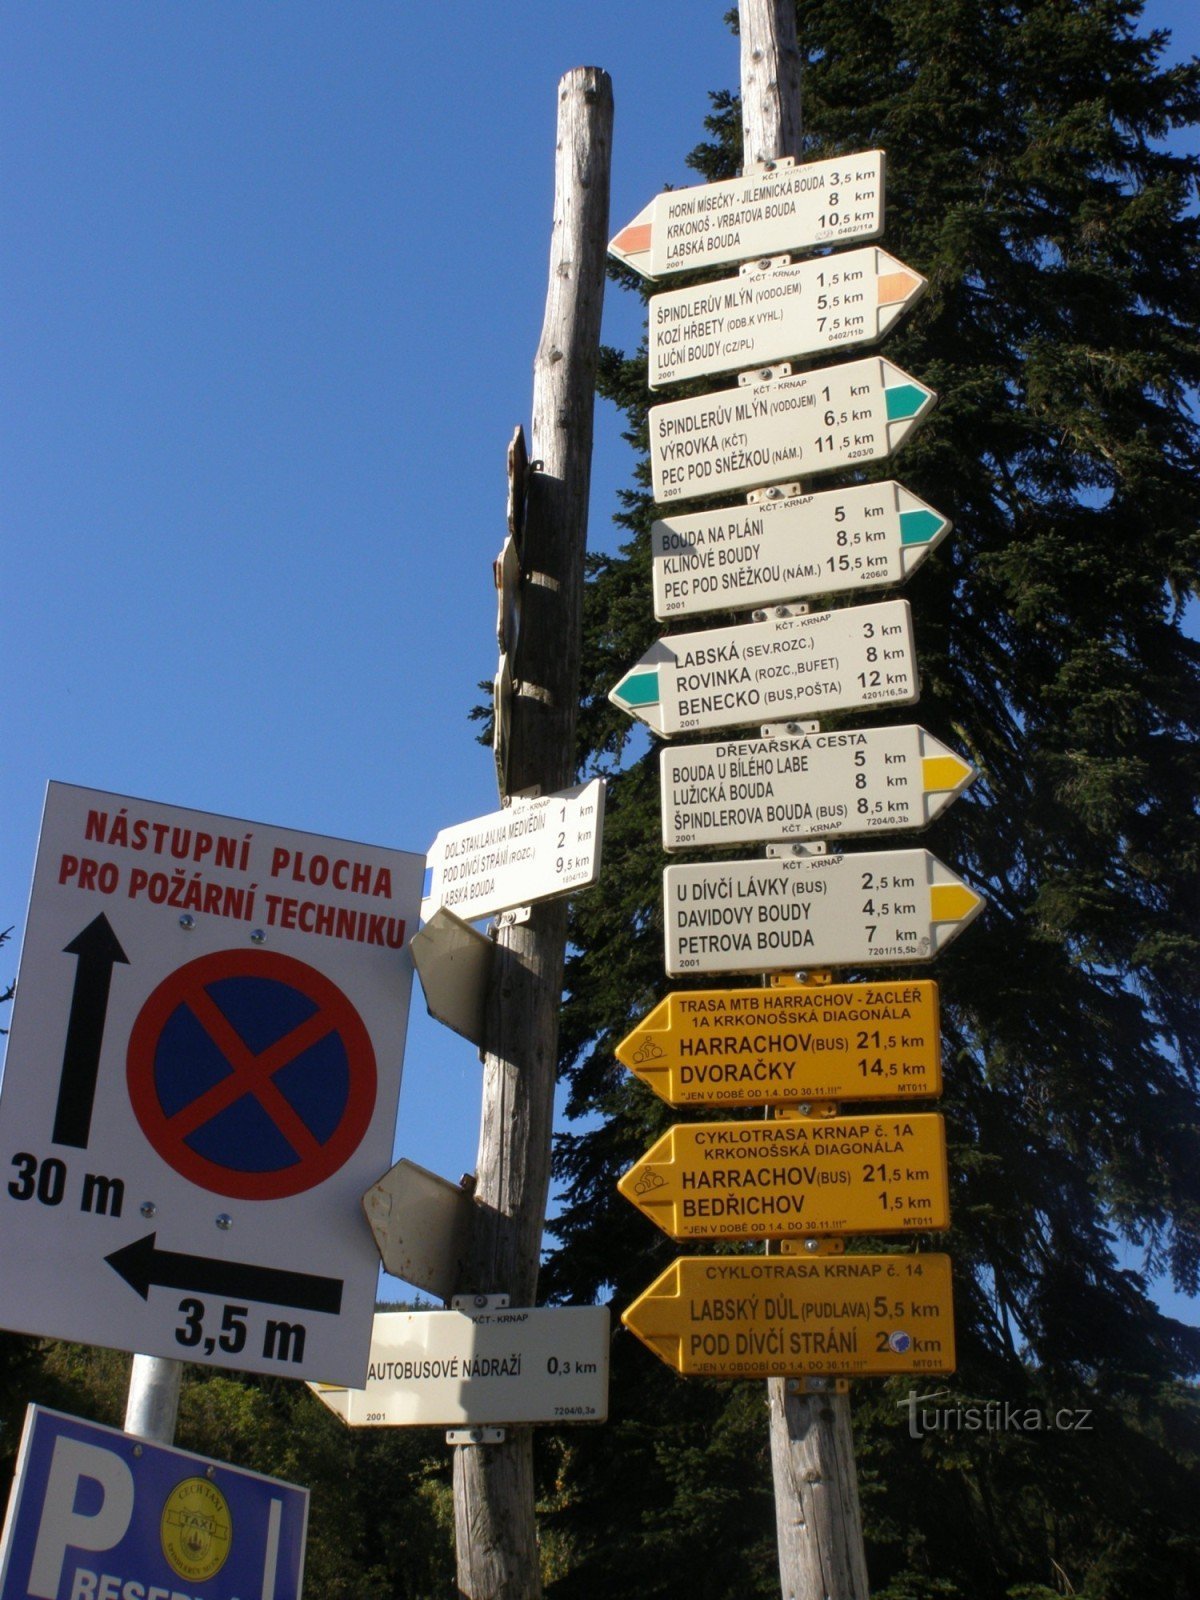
(660, 724, 975, 851)
(650, 356, 937, 505)
(664, 848, 985, 977)
(609, 151, 884, 280)
(651, 481, 951, 620)
(649, 247, 926, 388)
(610, 598, 919, 740)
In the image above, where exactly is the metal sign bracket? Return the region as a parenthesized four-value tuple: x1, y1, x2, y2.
(741, 155, 796, 177)
(751, 603, 807, 622)
(739, 362, 792, 386)
(741, 254, 794, 274)
(451, 1293, 511, 1313)
(747, 481, 803, 504)
(447, 1426, 506, 1446)
(761, 720, 820, 738)
(493, 906, 532, 930)
(779, 1236, 846, 1257)
(767, 840, 830, 859)
(785, 1376, 852, 1396)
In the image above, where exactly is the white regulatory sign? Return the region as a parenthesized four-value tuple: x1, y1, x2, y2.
(422, 778, 605, 923)
(650, 356, 936, 505)
(648, 247, 926, 388)
(309, 1305, 610, 1427)
(610, 599, 919, 739)
(609, 150, 884, 279)
(0, 783, 424, 1386)
(651, 481, 951, 621)
(664, 848, 985, 977)
(661, 724, 976, 851)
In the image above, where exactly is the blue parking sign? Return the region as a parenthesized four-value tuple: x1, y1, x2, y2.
(0, 1407, 308, 1600)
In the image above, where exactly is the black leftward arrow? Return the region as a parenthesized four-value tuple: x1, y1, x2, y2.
(105, 1233, 343, 1315)
(53, 913, 130, 1148)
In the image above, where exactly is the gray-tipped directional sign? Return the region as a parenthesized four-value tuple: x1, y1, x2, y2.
(650, 356, 936, 505)
(660, 724, 975, 851)
(609, 150, 884, 279)
(664, 849, 985, 977)
(649, 247, 926, 388)
(651, 481, 951, 620)
(609, 598, 919, 740)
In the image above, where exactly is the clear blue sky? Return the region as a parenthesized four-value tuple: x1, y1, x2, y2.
(3, 3, 1196, 1325)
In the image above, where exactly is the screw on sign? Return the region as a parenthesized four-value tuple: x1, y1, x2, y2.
(126, 949, 376, 1201)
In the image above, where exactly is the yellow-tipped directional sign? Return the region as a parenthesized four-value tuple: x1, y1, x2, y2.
(618, 1113, 948, 1241)
(622, 1253, 955, 1378)
(661, 724, 975, 851)
(665, 848, 985, 977)
(616, 981, 941, 1107)
(609, 151, 884, 279)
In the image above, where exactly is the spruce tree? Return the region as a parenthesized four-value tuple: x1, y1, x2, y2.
(541, 4, 1200, 1596)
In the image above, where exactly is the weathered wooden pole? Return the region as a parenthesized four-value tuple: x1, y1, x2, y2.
(451, 65, 612, 1600)
(738, 3, 871, 1596)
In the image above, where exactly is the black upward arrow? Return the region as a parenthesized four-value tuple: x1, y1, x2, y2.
(53, 913, 130, 1148)
(105, 1232, 344, 1315)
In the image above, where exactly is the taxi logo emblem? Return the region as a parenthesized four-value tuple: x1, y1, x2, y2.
(161, 1476, 232, 1581)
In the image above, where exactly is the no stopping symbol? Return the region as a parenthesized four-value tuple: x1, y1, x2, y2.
(127, 949, 376, 1200)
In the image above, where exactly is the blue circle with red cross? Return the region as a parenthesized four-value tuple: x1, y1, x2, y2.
(127, 949, 376, 1200)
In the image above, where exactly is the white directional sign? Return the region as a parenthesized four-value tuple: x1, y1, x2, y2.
(649, 247, 926, 387)
(650, 356, 937, 505)
(651, 482, 951, 621)
(421, 779, 605, 923)
(664, 849, 985, 977)
(661, 724, 975, 851)
(308, 1305, 609, 1427)
(0, 783, 424, 1385)
(609, 599, 919, 739)
(609, 150, 884, 279)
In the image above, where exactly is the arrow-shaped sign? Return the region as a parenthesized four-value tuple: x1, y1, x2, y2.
(616, 980, 942, 1107)
(650, 356, 937, 505)
(106, 1232, 343, 1315)
(664, 848, 984, 978)
(53, 913, 129, 1149)
(422, 778, 605, 923)
(610, 598, 919, 740)
(660, 723, 975, 851)
(651, 481, 951, 622)
(610, 150, 884, 279)
(619, 1112, 949, 1241)
(622, 1253, 956, 1378)
(649, 247, 926, 388)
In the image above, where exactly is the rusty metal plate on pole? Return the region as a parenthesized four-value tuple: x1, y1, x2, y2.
(362, 1158, 473, 1302)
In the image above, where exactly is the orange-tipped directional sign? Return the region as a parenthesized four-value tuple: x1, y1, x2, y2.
(618, 1113, 949, 1241)
(610, 150, 884, 280)
(617, 981, 941, 1108)
(622, 1253, 955, 1378)
(648, 247, 926, 388)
